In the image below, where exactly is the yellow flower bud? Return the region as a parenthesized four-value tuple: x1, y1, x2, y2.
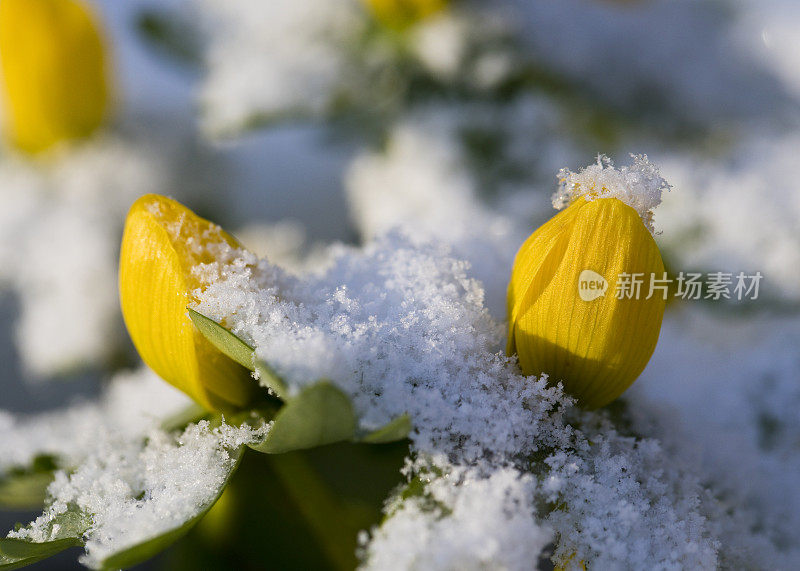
(362, 0, 449, 30)
(507, 196, 666, 409)
(0, 0, 111, 154)
(119, 194, 256, 411)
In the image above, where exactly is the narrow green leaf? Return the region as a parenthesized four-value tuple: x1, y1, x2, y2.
(249, 382, 357, 454)
(359, 414, 412, 444)
(96, 446, 246, 571)
(187, 308, 255, 371)
(188, 307, 288, 399)
(0, 537, 82, 570)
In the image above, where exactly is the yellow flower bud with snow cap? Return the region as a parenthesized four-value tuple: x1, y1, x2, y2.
(363, 0, 449, 30)
(507, 156, 669, 409)
(0, 0, 110, 153)
(119, 194, 256, 412)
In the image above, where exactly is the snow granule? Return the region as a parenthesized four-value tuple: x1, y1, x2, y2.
(9, 420, 267, 569)
(553, 154, 670, 233)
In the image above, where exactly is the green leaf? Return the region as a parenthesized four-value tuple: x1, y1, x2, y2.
(0, 472, 53, 511)
(188, 308, 256, 371)
(187, 309, 408, 448)
(359, 414, 412, 444)
(0, 537, 82, 570)
(0, 456, 58, 511)
(254, 360, 287, 400)
(249, 382, 357, 454)
(188, 308, 288, 399)
(95, 446, 246, 571)
(1, 506, 89, 569)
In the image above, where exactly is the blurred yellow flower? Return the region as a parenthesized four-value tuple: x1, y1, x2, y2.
(0, 0, 111, 154)
(363, 0, 449, 29)
(119, 194, 256, 412)
(554, 554, 587, 571)
(507, 196, 665, 409)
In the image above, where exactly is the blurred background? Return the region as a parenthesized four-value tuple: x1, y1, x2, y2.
(1, 0, 800, 568)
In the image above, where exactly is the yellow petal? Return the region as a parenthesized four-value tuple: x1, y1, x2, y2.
(554, 554, 587, 571)
(509, 197, 665, 409)
(362, 0, 449, 30)
(506, 197, 587, 355)
(119, 194, 256, 411)
(0, 0, 111, 154)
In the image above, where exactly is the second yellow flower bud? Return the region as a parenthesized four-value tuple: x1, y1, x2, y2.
(508, 177, 666, 409)
(0, 0, 110, 153)
(362, 0, 449, 30)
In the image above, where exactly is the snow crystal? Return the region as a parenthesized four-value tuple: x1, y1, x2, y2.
(553, 154, 670, 233)
(9, 420, 266, 569)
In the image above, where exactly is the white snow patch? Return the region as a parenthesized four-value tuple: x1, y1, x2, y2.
(0, 137, 167, 377)
(0, 366, 190, 473)
(8, 420, 266, 569)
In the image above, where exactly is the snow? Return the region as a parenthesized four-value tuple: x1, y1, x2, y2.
(502, 0, 792, 124)
(658, 134, 800, 300)
(192, 0, 362, 135)
(0, 137, 167, 376)
(190, 136, 800, 566)
(407, 14, 469, 81)
(192, 0, 516, 134)
(9, 419, 266, 569)
(345, 111, 581, 317)
(0, 366, 189, 473)
(552, 154, 670, 234)
(629, 309, 800, 568)
(363, 466, 554, 570)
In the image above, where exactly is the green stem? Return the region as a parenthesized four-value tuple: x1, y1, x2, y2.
(270, 453, 358, 571)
